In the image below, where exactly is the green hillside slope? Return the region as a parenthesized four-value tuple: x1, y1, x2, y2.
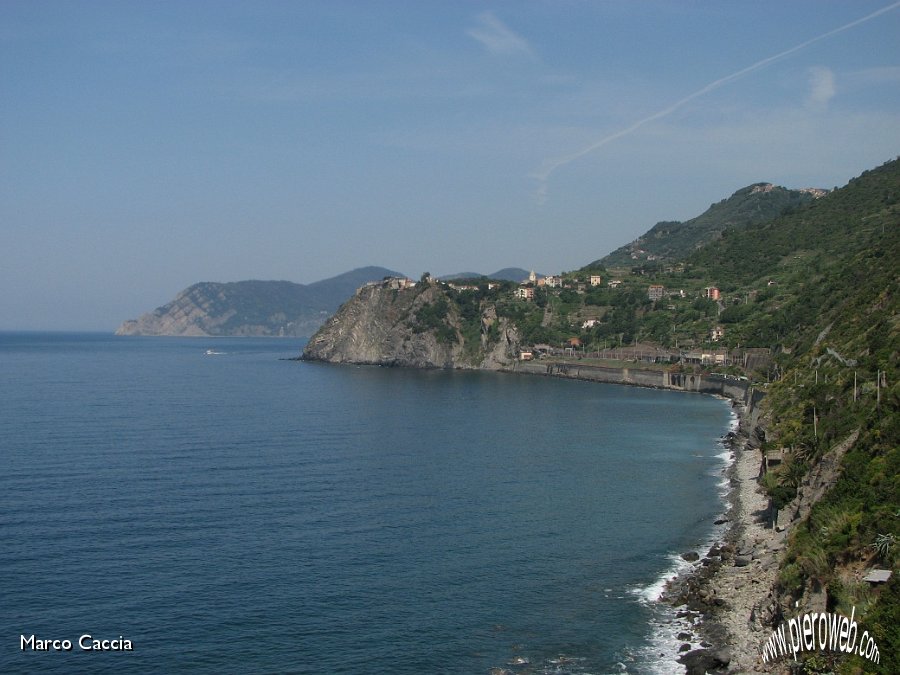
(598, 183, 823, 269)
(691, 159, 899, 674)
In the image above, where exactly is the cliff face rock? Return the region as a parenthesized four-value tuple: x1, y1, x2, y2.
(301, 282, 520, 369)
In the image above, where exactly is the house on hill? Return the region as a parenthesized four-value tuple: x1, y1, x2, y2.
(544, 275, 563, 288)
(385, 277, 416, 290)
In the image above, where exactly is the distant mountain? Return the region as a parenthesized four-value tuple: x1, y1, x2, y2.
(440, 268, 532, 282)
(115, 266, 404, 337)
(489, 267, 533, 282)
(303, 266, 408, 308)
(596, 183, 827, 269)
(438, 272, 483, 281)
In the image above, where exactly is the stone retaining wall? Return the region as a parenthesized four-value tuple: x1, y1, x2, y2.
(507, 360, 753, 404)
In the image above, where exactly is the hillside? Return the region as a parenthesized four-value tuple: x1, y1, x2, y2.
(302, 158, 899, 673)
(303, 164, 895, 369)
(597, 183, 825, 269)
(116, 266, 403, 337)
(683, 159, 899, 674)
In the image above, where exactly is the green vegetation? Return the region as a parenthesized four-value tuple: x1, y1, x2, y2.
(597, 183, 821, 268)
(411, 295, 455, 344)
(396, 158, 899, 671)
(689, 159, 898, 674)
(406, 279, 518, 355)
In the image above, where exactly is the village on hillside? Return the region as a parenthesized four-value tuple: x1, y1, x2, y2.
(361, 266, 777, 378)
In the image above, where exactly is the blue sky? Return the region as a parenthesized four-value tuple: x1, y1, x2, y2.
(2, 1, 899, 330)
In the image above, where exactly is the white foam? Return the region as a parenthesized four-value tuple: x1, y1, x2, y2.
(631, 553, 693, 604)
(628, 406, 739, 671)
(635, 443, 735, 606)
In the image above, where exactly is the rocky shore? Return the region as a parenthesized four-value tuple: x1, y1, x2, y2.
(505, 362, 786, 672)
(664, 399, 788, 674)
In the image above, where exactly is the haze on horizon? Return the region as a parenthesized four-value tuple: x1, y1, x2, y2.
(2, 1, 899, 331)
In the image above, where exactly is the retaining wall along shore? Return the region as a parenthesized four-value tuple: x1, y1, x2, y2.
(507, 361, 753, 403)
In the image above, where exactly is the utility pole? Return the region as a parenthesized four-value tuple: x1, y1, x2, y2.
(877, 369, 881, 410)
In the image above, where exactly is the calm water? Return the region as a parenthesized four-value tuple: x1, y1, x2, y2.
(0, 333, 733, 674)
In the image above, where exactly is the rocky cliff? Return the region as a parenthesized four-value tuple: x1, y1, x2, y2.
(301, 280, 520, 369)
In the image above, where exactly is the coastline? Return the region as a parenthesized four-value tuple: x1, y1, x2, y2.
(499, 360, 782, 673)
(664, 395, 785, 674)
(300, 355, 784, 672)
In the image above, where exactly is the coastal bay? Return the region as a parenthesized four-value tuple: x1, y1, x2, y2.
(1, 333, 733, 674)
(297, 157, 900, 674)
(508, 357, 795, 673)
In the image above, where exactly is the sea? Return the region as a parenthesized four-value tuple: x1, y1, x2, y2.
(0, 333, 735, 674)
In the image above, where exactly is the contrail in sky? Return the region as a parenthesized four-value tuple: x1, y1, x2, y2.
(533, 1, 900, 203)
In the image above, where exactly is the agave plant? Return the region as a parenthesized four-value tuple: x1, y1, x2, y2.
(872, 532, 895, 561)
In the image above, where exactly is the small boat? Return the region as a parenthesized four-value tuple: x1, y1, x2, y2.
(205, 349, 224, 355)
